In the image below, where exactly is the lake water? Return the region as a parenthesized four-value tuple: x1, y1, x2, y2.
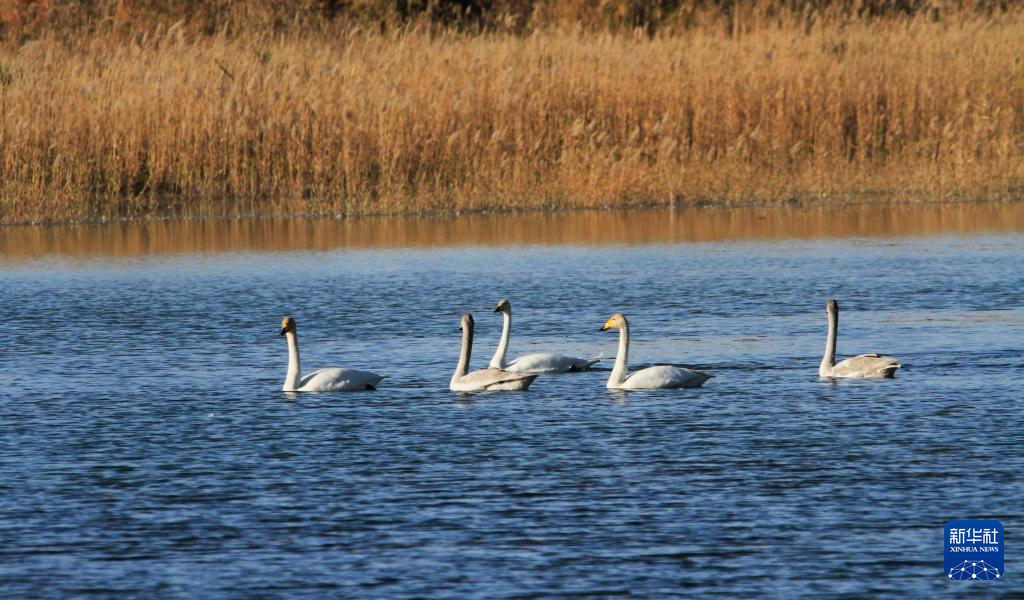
(1, 204, 1022, 597)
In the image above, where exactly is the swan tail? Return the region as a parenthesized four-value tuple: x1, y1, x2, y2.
(572, 353, 603, 372)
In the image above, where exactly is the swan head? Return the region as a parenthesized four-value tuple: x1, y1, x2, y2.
(599, 313, 627, 332)
(280, 315, 296, 336)
(460, 313, 474, 331)
(827, 298, 839, 314)
(494, 299, 511, 313)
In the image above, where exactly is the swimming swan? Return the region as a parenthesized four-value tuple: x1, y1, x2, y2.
(279, 316, 384, 392)
(599, 313, 711, 390)
(819, 299, 901, 379)
(489, 299, 601, 373)
(451, 313, 538, 392)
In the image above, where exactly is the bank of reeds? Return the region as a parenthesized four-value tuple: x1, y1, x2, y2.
(1, 9, 1022, 224)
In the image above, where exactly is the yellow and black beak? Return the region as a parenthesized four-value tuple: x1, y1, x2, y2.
(493, 305, 502, 313)
(279, 326, 288, 336)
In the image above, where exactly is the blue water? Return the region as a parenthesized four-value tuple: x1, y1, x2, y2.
(1, 232, 1022, 597)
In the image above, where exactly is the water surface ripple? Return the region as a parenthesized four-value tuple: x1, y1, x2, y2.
(1, 225, 1022, 597)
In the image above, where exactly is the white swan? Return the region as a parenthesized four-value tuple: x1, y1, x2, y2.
(489, 299, 601, 373)
(451, 313, 538, 392)
(279, 316, 384, 392)
(599, 313, 711, 390)
(819, 298, 901, 379)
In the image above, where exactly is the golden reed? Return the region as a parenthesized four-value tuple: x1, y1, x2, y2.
(1, 7, 1022, 224)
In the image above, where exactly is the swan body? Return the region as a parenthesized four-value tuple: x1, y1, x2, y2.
(451, 368, 538, 392)
(489, 299, 600, 373)
(280, 316, 384, 392)
(289, 367, 386, 392)
(502, 352, 600, 373)
(599, 313, 711, 390)
(452, 313, 538, 392)
(818, 298, 900, 379)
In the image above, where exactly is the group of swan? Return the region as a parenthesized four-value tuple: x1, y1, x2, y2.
(281, 297, 900, 393)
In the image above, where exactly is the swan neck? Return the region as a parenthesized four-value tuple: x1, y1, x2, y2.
(821, 307, 838, 375)
(490, 309, 511, 369)
(284, 331, 302, 391)
(453, 323, 473, 383)
(609, 322, 630, 387)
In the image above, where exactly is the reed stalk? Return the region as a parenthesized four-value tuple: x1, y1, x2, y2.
(1, 6, 1022, 224)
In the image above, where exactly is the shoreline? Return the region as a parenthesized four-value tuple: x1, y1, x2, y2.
(4, 194, 1022, 230)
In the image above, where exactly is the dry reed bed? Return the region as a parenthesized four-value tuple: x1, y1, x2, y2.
(1, 15, 1023, 224)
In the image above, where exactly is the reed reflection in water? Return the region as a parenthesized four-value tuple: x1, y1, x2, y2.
(2, 202, 1023, 262)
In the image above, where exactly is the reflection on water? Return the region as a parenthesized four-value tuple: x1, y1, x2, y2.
(2, 202, 1023, 261)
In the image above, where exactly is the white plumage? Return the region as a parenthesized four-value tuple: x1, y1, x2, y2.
(279, 316, 385, 392)
(489, 299, 600, 373)
(599, 313, 711, 390)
